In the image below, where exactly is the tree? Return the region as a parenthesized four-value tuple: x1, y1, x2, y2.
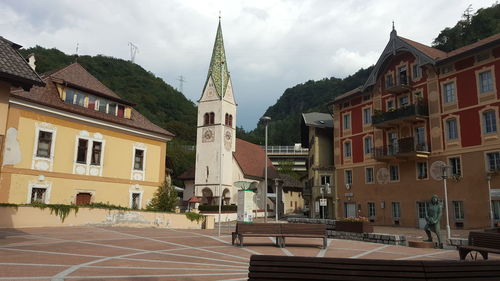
(147, 181, 179, 212)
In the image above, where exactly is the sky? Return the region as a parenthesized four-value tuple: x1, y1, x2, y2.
(1, 0, 497, 130)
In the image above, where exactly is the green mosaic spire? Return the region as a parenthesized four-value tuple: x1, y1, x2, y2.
(206, 19, 230, 98)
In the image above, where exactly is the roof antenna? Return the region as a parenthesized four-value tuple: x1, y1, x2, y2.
(75, 43, 79, 62)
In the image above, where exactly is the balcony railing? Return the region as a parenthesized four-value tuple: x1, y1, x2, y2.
(264, 145, 309, 154)
(386, 75, 411, 94)
(372, 102, 428, 128)
(374, 137, 430, 161)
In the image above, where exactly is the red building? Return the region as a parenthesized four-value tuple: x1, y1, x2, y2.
(331, 28, 500, 229)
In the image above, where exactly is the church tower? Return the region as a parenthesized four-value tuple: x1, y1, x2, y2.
(194, 18, 237, 205)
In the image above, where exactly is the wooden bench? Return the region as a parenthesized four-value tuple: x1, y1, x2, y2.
(232, 223, 282, 247)
(248, 255, 500, 281)
(281, 223, 327, 249)
(457, 231, 500, 260)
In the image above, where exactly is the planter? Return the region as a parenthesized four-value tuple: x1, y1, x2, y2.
(335, 221, 373, 233)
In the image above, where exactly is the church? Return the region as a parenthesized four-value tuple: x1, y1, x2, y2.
(180, 19, 278, 213)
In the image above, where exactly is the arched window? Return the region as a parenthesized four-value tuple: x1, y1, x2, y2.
(204, 113, 209, 125)
(209, 112, 215, 124)
(225, 113, 229, 125)
(229, 115, 233, 127)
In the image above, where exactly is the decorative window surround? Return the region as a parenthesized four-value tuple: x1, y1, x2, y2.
(479, 106, 500, 143)
(440, 78, 458, 112)
(129, 185, 144, 209)
(476, 66, 497, 104)
(443, 115, 461, 149)
(131, 143, 147, 181)
(32, 123, 57, 172)
(27, 182, 52, 204)
(73, 130, 105, 176)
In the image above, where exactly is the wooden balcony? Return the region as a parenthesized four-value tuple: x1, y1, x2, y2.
(372, 102, 428, 129)
(373, 137, 430, 162)
(386, 76, 411, 94)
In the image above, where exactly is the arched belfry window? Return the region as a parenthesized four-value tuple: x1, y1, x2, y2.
(204, 113, 209, 125)
(225, 113, 229, 125)
(209, 112, 215, 124)
(229, 114, 233, 127)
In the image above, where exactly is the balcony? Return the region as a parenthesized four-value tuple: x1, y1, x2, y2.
(386, 75, 411, 94)
(373, 137, 430, 162)
(372, 102, 428, 128)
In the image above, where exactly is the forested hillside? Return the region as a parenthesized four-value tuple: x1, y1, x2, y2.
(18, 47, 197, 142)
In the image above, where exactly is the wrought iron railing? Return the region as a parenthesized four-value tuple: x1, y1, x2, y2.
(374, 137, 429, 159)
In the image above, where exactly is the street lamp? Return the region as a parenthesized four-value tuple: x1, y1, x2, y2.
(275, 178, 281, 222)
(441, 165, 451, 240)
(260, 116, 271, 223)
(486, 173, 495, 228)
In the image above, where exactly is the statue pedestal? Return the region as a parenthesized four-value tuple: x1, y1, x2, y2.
(408, 241, 435, 248)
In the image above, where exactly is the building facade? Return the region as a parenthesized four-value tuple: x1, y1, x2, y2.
(1, 63, 173, 208)
(332, 29, 500, 229)
(301, 112, 335, 219)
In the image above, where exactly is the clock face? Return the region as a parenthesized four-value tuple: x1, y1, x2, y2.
(225, 130, 232, 141)
(202, 128, 214, 142)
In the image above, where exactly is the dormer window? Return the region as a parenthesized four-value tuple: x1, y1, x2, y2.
(63, 88, 131, 119)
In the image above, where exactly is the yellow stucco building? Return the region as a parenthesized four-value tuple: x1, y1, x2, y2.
(0, 62, 173, 208)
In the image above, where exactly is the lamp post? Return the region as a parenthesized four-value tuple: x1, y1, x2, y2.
(441, 165, 451, 240)
(487, 173, 494, 228)
(260, 116, 271, 223)
(275, 178, 279, 222)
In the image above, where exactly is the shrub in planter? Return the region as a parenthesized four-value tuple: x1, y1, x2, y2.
(335, 217, 373, 233)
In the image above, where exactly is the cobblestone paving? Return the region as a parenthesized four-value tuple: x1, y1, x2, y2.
(0, 226, 498, 280)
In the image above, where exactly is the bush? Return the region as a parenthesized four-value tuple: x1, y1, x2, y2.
(198, 205, 237, 212)
(146, 181, 179, 212)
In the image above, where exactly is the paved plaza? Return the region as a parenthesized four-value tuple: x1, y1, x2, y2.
(0, 226, 499, 281)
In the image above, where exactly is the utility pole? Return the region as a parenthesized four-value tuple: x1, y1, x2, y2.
(177, 75, 186, 93)
(128, 42, 139, 63)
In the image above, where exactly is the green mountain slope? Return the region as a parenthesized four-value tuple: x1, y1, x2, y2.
(18, 47, 197, 142)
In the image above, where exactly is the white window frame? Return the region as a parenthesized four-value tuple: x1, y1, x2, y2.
(445, 118, 458, 140)
(129, 190, 143, 209)
(453, 200, 464, 221)
(392, 202, 401, 219)
(416, 161, 428, 180)
(73, 132, 105, 176)
(364, 136, 373, 155)
(343, 113, 351, 131)
(27, 183, 51, 204)
(368, 202, 376, 218)
(443, 81, 456, 104)
(478, 70, 494, 94)
(131, 143, 147, 181)
(365, 167, 374, 184)
(344, 140, 352, 158)
(486, 151, 500, 172)
(448, 156, 462, 177)
(389, 165, 399, 182)
(363, 107, 372, 125)
(344, 169, 353, 186)
(482, 110, 498, 134)
(31, 123, 57, 172)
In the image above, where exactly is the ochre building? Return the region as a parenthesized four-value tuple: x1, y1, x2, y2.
(1, 62, 173, 208)
(332, 29, 500, 229)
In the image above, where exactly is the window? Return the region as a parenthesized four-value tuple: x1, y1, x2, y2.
(204, 113, 209, 125)
(368, 202, 376, 218)
(108, 103, 117, 115)
(385, 74, 393, 88)
(76, 139, 88, 164)
(30, 187, 47, 203)
(493, 200, 500, 220)
(392, 202, 401, 218)
(98, 99, 108, 113)
(320, 175, 331, 185)
(399, 96, 409, 107)
(443, 82, 456, 103)
(415, 126, 426, 147)
(134, 149, 145, 171)
(449, 157, 461, 176)
(117, 105, 125, 118)
(75, 91, 85, 107)
(486, 152, 500, 171)
(387, 100, 395, 110)
(90, 141, 102, 165)
(365, 167, 374, 183)
(209, 112, 215, 124)
(344, 141, 352, 158)
(363, 108, 371, 125)
(344, 170, 352, 185)
(446, 119, 458, 140)
(343, 114, 351, 130)
(398, 66, 408, 85)
(414, 91, 422, 100)
(131, 192, 141, 209)
(389, 165, 399, 181)
(453, 201, 464, 221)
(364, 136, 373, 155)
(88, 96, 97, 110)
(417, 162, 428, 179)
(412, 64, 421, 79)
(483, 110, 497, 134)
(479, 70, 493, 93)
(36, 131, 53, 158)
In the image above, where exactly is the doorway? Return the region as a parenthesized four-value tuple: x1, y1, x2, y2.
(345, 203, 357, 218)
(417, 201, 429, 229)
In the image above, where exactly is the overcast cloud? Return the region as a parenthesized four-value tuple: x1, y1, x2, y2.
(1, 0, 497, 130)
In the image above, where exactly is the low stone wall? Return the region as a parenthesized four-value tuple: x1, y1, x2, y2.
(0, 206, 214, 229)
(288, 217, 406, 246)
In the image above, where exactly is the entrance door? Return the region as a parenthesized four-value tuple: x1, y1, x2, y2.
(76, 193, 91, 205)
(345, 203, 356, 218)
(417, 202, 428, 229)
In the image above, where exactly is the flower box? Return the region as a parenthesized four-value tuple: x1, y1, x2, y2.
(335, 221, 373, 233)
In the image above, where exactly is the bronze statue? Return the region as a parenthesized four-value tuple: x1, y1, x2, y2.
(424, 195, 443, 248)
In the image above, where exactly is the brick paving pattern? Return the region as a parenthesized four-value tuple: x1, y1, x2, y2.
(0, 226, 498, 280)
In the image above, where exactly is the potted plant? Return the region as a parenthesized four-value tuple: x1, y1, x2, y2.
(335, 216, 373, 233)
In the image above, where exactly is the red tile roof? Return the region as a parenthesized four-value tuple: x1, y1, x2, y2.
(234, 138, 278, 179)
(443, 33, 500, 60)
(398, 36, 446, 60)
(11, 63, 173, 138)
